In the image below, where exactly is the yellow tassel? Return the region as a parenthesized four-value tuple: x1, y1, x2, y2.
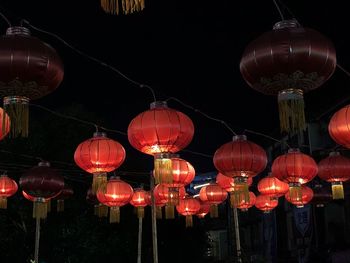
(154, 156, 173, 184)
(3, 96, 29, 138)
(332, 182, 344, 200)
(156, 206, 162, 219)
(34, 201, 47, 219)
(0, 197, 7, 209)
(289, 183, 302, 202)
(185, 215, 193, 228)
(140, 0, 145, 10)
(57, 200, 65, 212)
(110, 207, 120, 223)
(165, 205, 175, 219)
(101, 205, 109, 218)
(47, 200, 51, 213)
(210, 205, 219, 218)
(231, 180, 250, 207)
(137, 207, 144, 219)
(92, 173, 107, 194)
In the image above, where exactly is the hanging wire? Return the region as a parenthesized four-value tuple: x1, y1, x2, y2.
(244, 129, 291, 148)
(21, 20, 157, 102)
(272, 0, 285, 20)
(277, 0, 297, 18)
(181, 149, 213, 158)
(0, 10, 11, 27)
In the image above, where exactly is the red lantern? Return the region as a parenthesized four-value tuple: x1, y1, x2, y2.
(0, 26, 64, 137)
(20, 161, 64, 219)
(196, 201, 211, 218)
(130, 188, 148, 218)
(240, 19, 336, 133)
(128, 101, 194, 184)
(0, 174, 17, 209)
(55, 186, 74, 212)
(144, 191, 166, 219)
(255, 195, 278, 213)
(272, 148, 317, 203)
(0, 108, 10, 140)
(74, 132, 126, 194)
(216, 173, 253, 192)
(236, 192, 256, 211)
(199, 183, 227, 218)
(318, 152, 350, 200)
(176, 197, 200, 227)
(97, 176, 133, 223)
(328, 105, 350, 148)
(285, 186, 313, 208)
(257, 175, 289, 199)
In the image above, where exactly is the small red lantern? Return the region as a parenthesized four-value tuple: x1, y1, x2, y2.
(55, 186, 74, 212)
(255, 195, 278, 213)
(328, 105, 350, 148)
(272, 148, 317, 203)
(0, 26, 64, 137)
(96, 176, 133, 223)
(74, 132, 126, 194)
(196, 201, 211, 218)
(236, 192, 256, 211)
(257, 175, 289, 199)
(128, 101, 194, 184)
(285, 186, 314, 208)
(240, 19, 336, 133)
(20, 161, 64, 219)
(0, 107, 10, 140)
(176, 197, 200, 227)
(199, 183, 227, 218)
(0, 174, 17, 209)
(130, 188, 148, 218)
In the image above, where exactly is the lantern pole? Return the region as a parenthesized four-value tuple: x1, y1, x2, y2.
(233, 208, 242, 263)
(150, 172, 159, 263)
(34, 216, 41, 263)
(137, 213, 143, 263)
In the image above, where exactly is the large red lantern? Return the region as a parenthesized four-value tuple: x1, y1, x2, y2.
(97, 176, 133, 223)
(272, 148, 317, 203)
(144, 191, 166, 219)
(257, 175, 289, 199)
(128, 101, 194, 184)
(176, 197, 200, 227)
(130, 188, 148, 218)
(240, 19, 336, 133)
(236, 192, 256, 211)
(0, 27, 64, 137)
(285, 186, 313, 208)
(255, 195, 278, 213)
(0, 107, 10, 140)
(199, 183, 227, 218)
(100, 0, 145, 15)
(318, 152, 350, 200)
(55, 186, 74, 212)
(0, 174, 18, 209)
(20, 161, 64, 219)
(328, 105, 350, 148)
(74, 132, 126, 194)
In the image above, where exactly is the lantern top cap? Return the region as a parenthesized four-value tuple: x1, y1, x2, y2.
(93, 132, 107, 138)
(150, 101, 168, 109)
(329, 151, 340, 157)
(154, 152, 172, 159)
(273, 19, 300, 30)
(38, 161, 50, 167)
(287, 148, 300, 153)
(110, 175, 120, 180)
(232, 135, 247, 141)
(6, 26, 31, 36)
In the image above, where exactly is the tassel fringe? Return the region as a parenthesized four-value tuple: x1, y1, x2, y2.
(101, 0, 145, 15)
(210, 205, 219, 218)
(156, 206, 162, 219)
(332, 182, 344, 200)
(154, 157, 173, 184)
(3, 96, 29, 138)
(110, 207, 120, 223)
(92, 173, 107, 194)
(0, 197, 7, 209)
(165, 205, 175, 219)
(185, 215, 193, 228)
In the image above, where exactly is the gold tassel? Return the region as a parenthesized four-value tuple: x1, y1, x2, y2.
(92, 173, 107, 194)
(154, 155, 173, 184)
(332, 182, 344, 200)
(47, 200, 51, 213)
(278, 89, 305, 133)
(3, 96, 29, 138)
(100, 0, 144, 15)
(34, 201, 47, 219)
(289, 183, 302, 203)
(57, 200, 65, 212)
(110, 207, 120, 223)
(101, 205, 109, 218)
(137, 207, 144, 219)
(156, 206, 162, 219)
(140, 0, 145, 10)
(185, 215, 193, 228)
(230, 179, 250, 207)
(165, 205, 175, 219)
(0, 197, 7, 209)
(210, 205, 219, 218)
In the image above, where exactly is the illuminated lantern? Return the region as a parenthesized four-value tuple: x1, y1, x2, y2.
(130, 188, 148, 218)
(199, 183, 227, 218)
(0, 26, 64, 137)
(214, 135, 267, 206)
(74, 132, 126, 194)
(196, 201, 211, 218)
(20, 161, 64, 219)
(216, 173, 253, 192)
(144, 191, 166, 219)
(128, 101, 194, 185)
(257, 175, 289, 199)
(176, 197, 200, 227)
(100, 0, 145, 15)
(318, 152, 350, 200)
(255, 195, 278, 213)
(0, 174, 17, 209)
(0, 108, 10, 140)
(55, 186, 74, 212)
(272, 148, 317, 203)
(328, 105, 350, 148)
(236, 192, 256, 211)
(240, 19, 336, 133)
(96, 176, 133, 223)
(285, 186, 314, 208)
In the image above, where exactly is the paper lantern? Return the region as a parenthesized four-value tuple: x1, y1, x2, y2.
(255, 195, 278, 213)
(257, 175, 289, 199)
(0, 174, 17, 209)
(328, 105, 350, 148)
(285, 186, 313, 208)
(236, 192, 256, 211)
(176, 197, 200, 227)
(130, 188, 148, 218)
(199, 183, 227, 218)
